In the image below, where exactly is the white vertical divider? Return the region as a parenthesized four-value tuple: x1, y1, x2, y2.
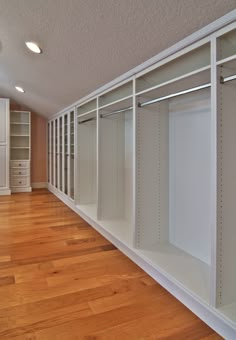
(132, 77, 136, 248)
(53, 120, 56, 187)
(210, 36, 217, 307)
(74, 108, 78, 203)
(68, 112, 71, 198)
(57, 118, 60, 190)
(72, 109, 75, 200)
(96, 97, 100, 220)
(62, 115, 65, 193)
(48, 121, 51, 185)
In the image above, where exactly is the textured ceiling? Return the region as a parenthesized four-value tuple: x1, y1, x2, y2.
(0, 0, 235, 117)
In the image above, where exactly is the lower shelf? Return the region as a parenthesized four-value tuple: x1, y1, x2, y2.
(98, 219, 133, 247)
(137, 243, 210, 303)
(219, 303, 236, 324)
(76, 203, 97, 220)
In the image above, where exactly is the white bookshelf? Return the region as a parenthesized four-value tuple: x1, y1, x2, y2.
(10, 111, 31, 192)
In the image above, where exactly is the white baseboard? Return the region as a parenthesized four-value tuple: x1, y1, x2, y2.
(31, 182, 47, 189)
(0, 189, 11, 196)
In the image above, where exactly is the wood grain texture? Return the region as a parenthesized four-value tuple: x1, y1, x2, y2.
(0, 189, 221, 339)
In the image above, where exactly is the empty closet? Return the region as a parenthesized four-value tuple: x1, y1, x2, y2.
(48, 14, 236, 338)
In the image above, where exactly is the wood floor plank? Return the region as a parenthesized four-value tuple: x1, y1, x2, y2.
(0, 189, 222, 339)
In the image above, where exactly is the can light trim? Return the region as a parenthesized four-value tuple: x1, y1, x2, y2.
(15, 86, 25, 93)
(25, 41, 42, 54)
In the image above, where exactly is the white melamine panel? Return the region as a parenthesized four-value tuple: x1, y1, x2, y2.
(216, 63, 236, 308)
(99, 81, 133, 107)
(169, 90, 211, 264)
(136, 90, 212, 274)
(136, 43, 210, 93)
(136, 102, 169, 248)
(98, 102, 133, 243)
(0, 100, 7, 144)
(77, 117, 97, 205)
(217, 28, 236, 61)
(0, 146, 7, 188)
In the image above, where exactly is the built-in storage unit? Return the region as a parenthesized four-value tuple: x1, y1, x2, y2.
(98, 82, 134, 245)
(10, 111, 31, 192)
(48, 12, 236, 338)
(76, 103, 97, 219)
(135, 43, 212, 303)
(0, 98, 10, 195)
(48, 109, 75, 201)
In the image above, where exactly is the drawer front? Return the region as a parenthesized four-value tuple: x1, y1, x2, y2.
(11, 168, 29, 176)
(11, 161, 29, 168)
(11, 177, 28, 187)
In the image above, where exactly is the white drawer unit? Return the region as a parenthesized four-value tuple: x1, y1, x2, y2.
(10, 160, 29, 168)
(10, 111, 32, 193)
(11, 168, 29, 176)
(11, 177, 29, 187)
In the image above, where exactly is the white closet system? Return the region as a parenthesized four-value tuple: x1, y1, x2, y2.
(0, 99, 10, 195)
(48, 11, 236, 338)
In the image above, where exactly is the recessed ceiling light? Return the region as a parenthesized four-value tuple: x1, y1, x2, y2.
(25, 41, 42, 54)
(15, 86, 25, 93)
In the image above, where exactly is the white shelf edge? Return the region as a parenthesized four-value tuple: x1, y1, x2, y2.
(10, 122, 30, 125)
(216, 54, 236, 65)
(136, 65, 211, 96)
(98, 94, 133, 110)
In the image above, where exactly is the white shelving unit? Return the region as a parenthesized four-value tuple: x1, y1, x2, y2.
(98, 83, 133, 246)
(48, 110, 75, 201)
(47, 12, 236, 338)
(10, 111, 31, 192)
(0, 98, 10, 195)
(76, 104, 97, 220)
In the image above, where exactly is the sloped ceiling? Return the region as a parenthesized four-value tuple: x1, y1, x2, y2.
(0, 0, 235, 118)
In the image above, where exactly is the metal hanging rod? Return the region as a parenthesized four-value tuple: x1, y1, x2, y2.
(78, 117, 96, 125)
(138, 83, 211, 108)
(220, 74, 236, 84)
(100, 106, 133, 118)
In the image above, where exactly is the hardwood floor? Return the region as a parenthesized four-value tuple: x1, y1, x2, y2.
(0, 189, 221, 339)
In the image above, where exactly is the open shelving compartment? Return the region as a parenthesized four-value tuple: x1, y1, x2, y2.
(215, 28, 236, 323)
(10, 111, 30, 161)
(98, 81, 134, 246)
(134, 42, 213, 303)
(76, 103, 97, 220)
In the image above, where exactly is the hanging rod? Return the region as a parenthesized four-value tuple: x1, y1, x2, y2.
(78, 117, 96, 125)
(138, 83, 211, 108)
(220, 74, 236, 84)
(100, 106, 133, 118)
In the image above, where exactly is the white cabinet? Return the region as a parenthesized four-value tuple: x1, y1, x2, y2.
(0, 99, 10, 195)
(10, 111, 31, 192)
(47, 13, 236, 338)
(48, 110, 75, 201)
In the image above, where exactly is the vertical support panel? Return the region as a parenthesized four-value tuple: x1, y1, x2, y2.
(96, 97, 100, 219)
(210, 36, 218, 307)
(67, 113, 70, 197)
(53, 120, 56, 187)
(62, 115, 65, 193)
(57, 118, 60, 190)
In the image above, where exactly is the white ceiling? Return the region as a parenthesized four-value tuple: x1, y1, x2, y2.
(0, 0, 235, 118)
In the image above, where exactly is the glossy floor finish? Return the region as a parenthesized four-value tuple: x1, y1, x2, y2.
(0, 189, 221, 339)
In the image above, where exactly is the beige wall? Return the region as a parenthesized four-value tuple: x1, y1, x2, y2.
(10, 102, 47, 184)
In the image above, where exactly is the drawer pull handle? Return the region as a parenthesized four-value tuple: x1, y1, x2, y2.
(19, 172, 22, 175)
(19, 181, 22, 184)
(19, 164, 22, 167)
